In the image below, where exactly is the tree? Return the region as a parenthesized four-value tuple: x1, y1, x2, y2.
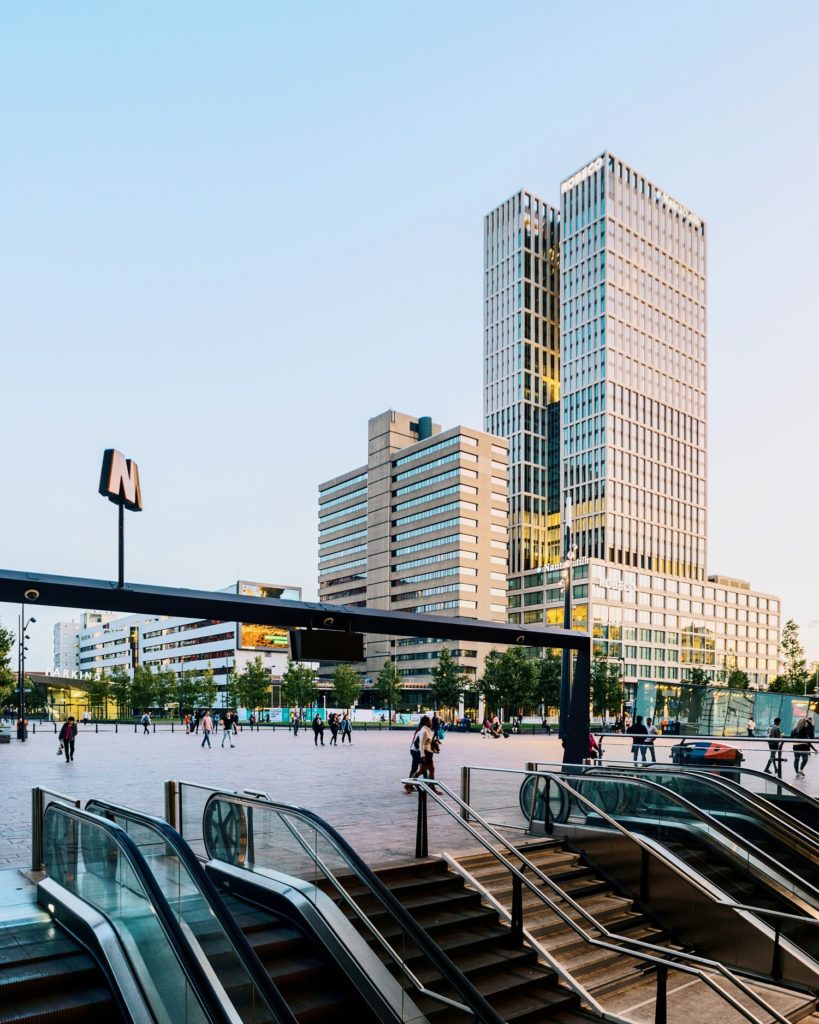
(480, 650, 506, 716)
(375, 660, 403, 711)
(480, 647, 540, 719)
(281, 661, 317, 709)
(238, 656, 272, 711)
(331, 664, 361, 710)
(109, 669, 132, 717)
(688, 668, 710, 687)
(535, 649, 561, 713)
(590, 655, 624, 719)
(175, 670, 201, 716)
(222, 670, 241, 711)
(781, 619, 809, 694)
(84, 671, 111, 718)
(726, 668, 750, 690)
(130, 666, 157, 713)
(0, 626, 15, 693)
(153, 670, 177, 715)
(197, 668, 218, 710)
(429, 648, 468, 720)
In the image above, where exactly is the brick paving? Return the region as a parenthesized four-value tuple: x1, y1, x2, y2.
(1, 725, 816, 869)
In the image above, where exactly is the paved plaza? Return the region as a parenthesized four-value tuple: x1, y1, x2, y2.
(2, 725, 817, 869)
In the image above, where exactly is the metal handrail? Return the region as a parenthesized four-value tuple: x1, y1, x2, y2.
(31, 786, 81, 871)
(42, 802, 235, 1024)
(517, 764, 819, 909)
(181, 783, 505, 1024)
(469, 762, 819, 940)
(580, 764, 819, 856)
(85, 798, 299, 1024)
(407, 777, 795, 1024)
(273, 806, 471, 1018)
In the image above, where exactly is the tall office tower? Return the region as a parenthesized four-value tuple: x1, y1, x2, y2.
(318, 411, 509, 704)
(483, 191, 561, 580)
(53, 620, 80, 676)
(560, 152, 707, 579)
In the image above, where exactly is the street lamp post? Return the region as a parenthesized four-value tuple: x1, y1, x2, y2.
(17, 608, 36, 741)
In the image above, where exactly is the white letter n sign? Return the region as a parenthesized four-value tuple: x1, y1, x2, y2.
(99, 449, 143, 511)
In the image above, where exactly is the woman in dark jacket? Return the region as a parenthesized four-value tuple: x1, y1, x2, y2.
(59, 717, 78, 763)
(792, 716, 816, 777)
(312, 713, 325, 746)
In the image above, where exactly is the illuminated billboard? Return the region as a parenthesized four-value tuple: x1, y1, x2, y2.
(235, 580, 298, 653)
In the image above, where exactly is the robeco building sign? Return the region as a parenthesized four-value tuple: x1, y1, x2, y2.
(561, 157, 603, 193)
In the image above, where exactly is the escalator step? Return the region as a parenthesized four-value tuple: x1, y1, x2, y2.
(0, 984, 116, 1023)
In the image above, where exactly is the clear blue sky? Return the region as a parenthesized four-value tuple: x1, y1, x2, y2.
(2, 1, 818, 670)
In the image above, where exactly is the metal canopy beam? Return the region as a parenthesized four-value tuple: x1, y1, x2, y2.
(0, 567, 588, 651)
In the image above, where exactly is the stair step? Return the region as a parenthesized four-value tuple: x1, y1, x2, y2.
(0, 984, 117, 1024)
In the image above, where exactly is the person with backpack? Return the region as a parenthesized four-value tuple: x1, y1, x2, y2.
(141, 711, 151, 735)
(764, 718, 783, 774)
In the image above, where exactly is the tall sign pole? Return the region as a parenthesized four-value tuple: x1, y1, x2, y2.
(559, 498, 575, 739)
(98, 450, 143, 588)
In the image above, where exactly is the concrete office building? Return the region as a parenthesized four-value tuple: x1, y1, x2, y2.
(487, 152, 780, 688)
(53, 620, 81, 676)
(69, 582, 299, 707)
(318, 410, 509, 702)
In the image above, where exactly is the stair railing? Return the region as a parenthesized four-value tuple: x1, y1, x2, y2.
(175, 781, 506, 1024)
(406, 777, 795, 1024)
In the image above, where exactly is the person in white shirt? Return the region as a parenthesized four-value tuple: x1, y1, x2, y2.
(406, 715, 441, 794)
(645, 717, 658, 763)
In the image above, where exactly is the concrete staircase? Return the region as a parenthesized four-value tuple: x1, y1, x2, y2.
(447, 837, 819, 1024)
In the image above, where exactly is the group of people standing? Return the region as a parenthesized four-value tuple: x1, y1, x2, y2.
(308, 711, 352, 745)
(764, 715, 816, 777)
(626, 715, 659, 764)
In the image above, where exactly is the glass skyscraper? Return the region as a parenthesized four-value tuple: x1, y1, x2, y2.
(561, 152, 707, 579)
(486, 155, 780, 689)
(483, 190, 560, 579)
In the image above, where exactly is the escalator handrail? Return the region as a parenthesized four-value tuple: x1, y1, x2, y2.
(562, 769, 819, 904)
(85, 798, 299, 1024)
(583, 765, 819, 856)
(409, 777, 794, 1024)
(516, 765, 819, 928)
(42, 802, 234, 1024)
(199, 788, 507, 1024)
(522, 761, 819, 905)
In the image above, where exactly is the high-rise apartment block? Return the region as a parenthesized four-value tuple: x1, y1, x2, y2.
(318, 411, 508, 700)
(53, 620, 81, 676)
(486, 153, 780, 689)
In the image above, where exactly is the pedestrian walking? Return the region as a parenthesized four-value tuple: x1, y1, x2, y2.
(201, 711, 213, 748)
(184, 713, 191, 734)
(221, 709, 235, 748)
(340, 712, 352, 744)
(404, 721, 424, 792)
(292, 710, 300, 736)
(329, 713, 339, 746)
(628, 715, 648, 764)
(746, 718, 756, 737)
(792, 716, 815, 778)
(230, 710, 238, 735)
(192, 710, 201, 734)
(59, 717, 78, 763)
(141, 711, 151, 735)
(406, 715, 441, 794)
(313, 713, 325, 746)
(764, 718, 783, 774)
(645, 717, 658, 763)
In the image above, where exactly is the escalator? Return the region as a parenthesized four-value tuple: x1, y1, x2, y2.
(0, 915, 125, 1023)
(519, 769, 819, 967)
